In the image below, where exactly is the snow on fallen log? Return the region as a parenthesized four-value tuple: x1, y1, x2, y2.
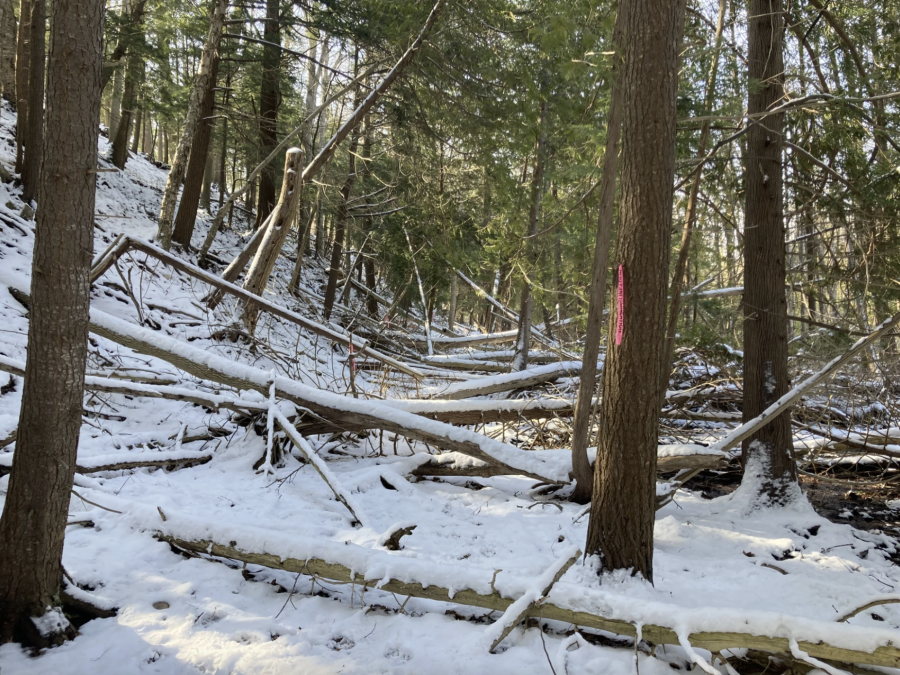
(483, 545, 581, 652)
(112, 503, 900, 670)
(273, 409, 368, 526)
(0, 355, 269, 416)
(422, 362, 582, 400)
(0, 450, 212, 475)
(391, 328, 519, 349)
(706, 308, 900, 456)
(409, 445, 726, 479)
(82, 306, 564, 482)
(89, 237, 424, 380)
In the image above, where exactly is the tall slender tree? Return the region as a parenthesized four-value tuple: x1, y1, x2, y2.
(0, 0, 103, 647)
(739, 0, 798, 503)
(0, 0, 16, 100)
(20, 0, 44, 202)
(254, 0, 282, 229)
(585, 0, 685, 580)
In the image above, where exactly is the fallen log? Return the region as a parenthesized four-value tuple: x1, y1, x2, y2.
(136, 508, 900, 670)
(76, 304, 563, 482)
(0, 450, 212, 477)
(423, 362, 582, 400)
(391, 328, 520, 350)
(410, 447, 726, 479)
(86, 237, 424, 380)
(0, 354, 268, 416)
(706, 308, 900, 455)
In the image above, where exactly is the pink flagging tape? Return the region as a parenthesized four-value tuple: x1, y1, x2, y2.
(615, 264, 624, 346)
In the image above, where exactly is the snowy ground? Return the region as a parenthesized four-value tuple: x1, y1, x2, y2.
(0, 102, 899, 674)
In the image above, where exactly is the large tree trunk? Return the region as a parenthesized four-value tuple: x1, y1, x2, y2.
(511, 97, 549, 372)
(253, 0, 281, 230)
(20, 0, 43, 203)
(172, 52, 220, 249)
(585, 0, 685, 581)
(111, 47, 142, 169)
(659, 0, 726, 406)
(0, 0, 102, 647)
(740, 0, 798, 503)
(0, 0, 16, 101)
(569, 7, 626, 504)
(156, 0, 227, 250)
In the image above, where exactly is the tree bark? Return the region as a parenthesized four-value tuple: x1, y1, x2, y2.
(569, 7, 626, 504)
(0, 0, 102, 646)
(13, 0, 30, 172)
(659, 0, 726, 406)
(111, 45, 142, 169)
(172, 52, 220, 249)
(107, 60, 124, 139)
(253, 0, 281, 229)
(448, 274, 458, 331)
(0, 0, 16, 101)
(585, 0, 685, 581)
(740, 0, 798, 503)
(20, 0, 43, 203)
(129, 89, 142, 153)
(156, 0, 227, 250)
(241, 148, 304, 332)
(511, 97, 549, 372)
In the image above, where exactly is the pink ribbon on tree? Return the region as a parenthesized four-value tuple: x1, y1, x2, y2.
(615, 264, 625, 346)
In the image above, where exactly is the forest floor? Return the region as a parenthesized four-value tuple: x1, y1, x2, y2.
(0, 102, 898, 674)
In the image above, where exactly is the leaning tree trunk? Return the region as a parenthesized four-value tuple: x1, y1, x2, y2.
(253, 0, 281, 229)
(0, 0, 103, 647)
(569, 6, 626, 504)
(241, 148, 304, 332)
(156, 0, 227, 250)
(111, 48, 142, 169)
(511, 97, 549, 372)
(20, 0, 44, 203)
(659, 0, 726, 406)
(585, 0, 685, 581)
(239, 0, 444, 306)
(740, 0, 798, 504)
(0, 0, 16, 101)
(108, 61, 125, 139)
(172, 52, 220, 249)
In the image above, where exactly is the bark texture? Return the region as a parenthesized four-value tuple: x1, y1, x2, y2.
(0, 0, 102, 646)
(585, 0, 685, 581)
(111, 44, 143, 169)
(156, 0, 227, 250)
(253, 0, 281, 229)
(20, 0, 43, 202)
(14, 0, 29, 171)
(172, 52, 220, 249)
(740, 0, 798, 502)
(0, 0, 16, 100)
(569, 7, 626, 504)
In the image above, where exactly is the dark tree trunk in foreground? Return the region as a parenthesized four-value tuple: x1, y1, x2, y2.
(569, 6, 625, 504)
(0, 0, 103, 647)
(585, 0, 685, 581)
(740, 0, 798, 502)
(20, 0, 44, 203)
(172, 52, 220, 249)
(254, 0, 281, 229)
